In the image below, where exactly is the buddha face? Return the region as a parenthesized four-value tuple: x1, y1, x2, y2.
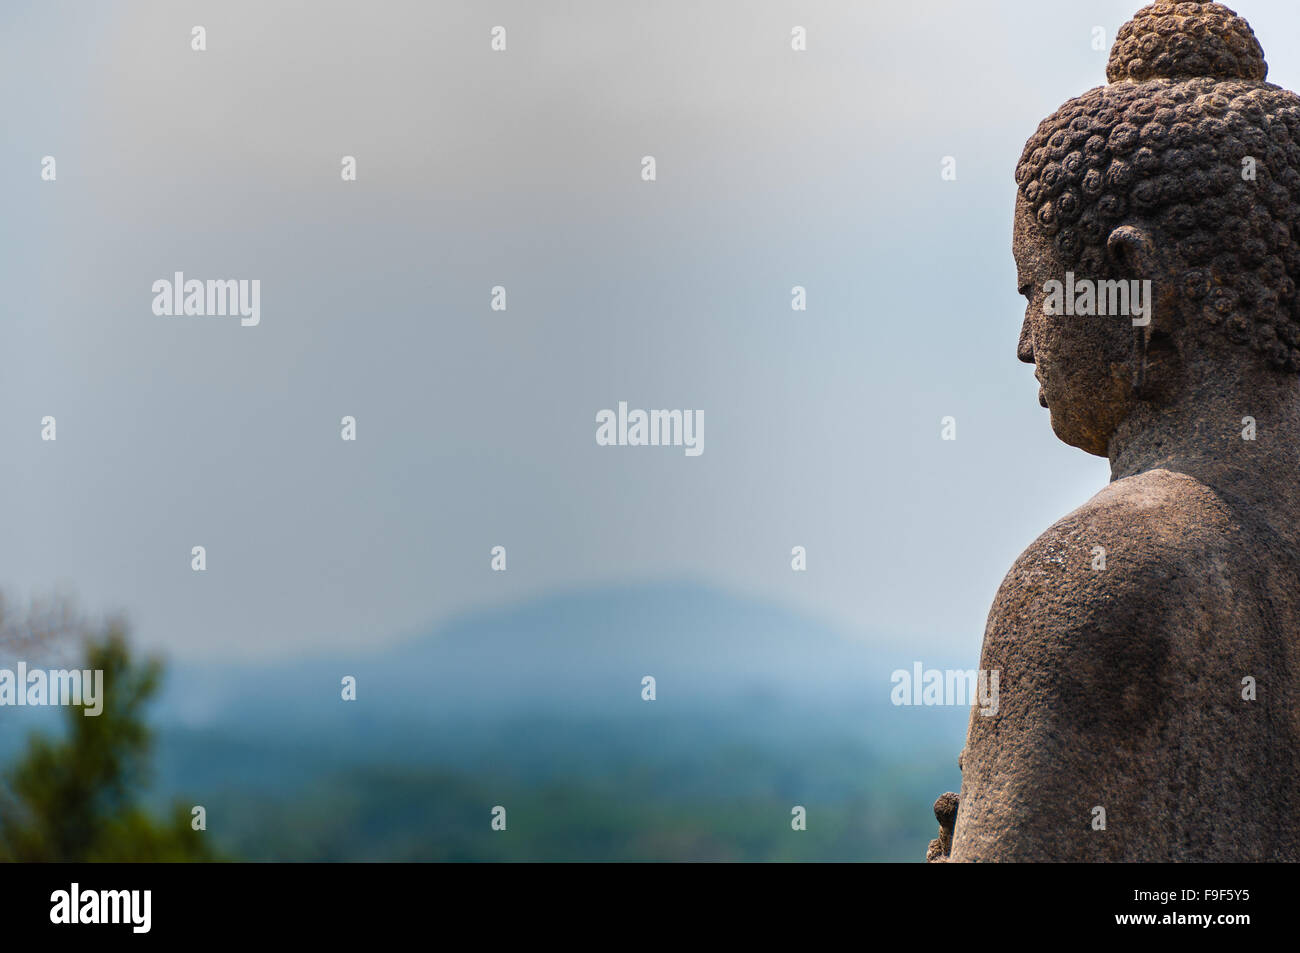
(1013, 194, 1142, 457)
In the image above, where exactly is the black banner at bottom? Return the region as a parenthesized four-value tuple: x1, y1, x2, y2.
(0, 861, 1275, 940)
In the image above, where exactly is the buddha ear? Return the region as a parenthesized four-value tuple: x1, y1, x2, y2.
(1107, 224, 1174, 395)
(1105, 224, 1157, 278)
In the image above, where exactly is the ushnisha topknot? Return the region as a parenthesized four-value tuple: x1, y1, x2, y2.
(1108, 1, 1267, 83)
(1015, 2, 1300, 373)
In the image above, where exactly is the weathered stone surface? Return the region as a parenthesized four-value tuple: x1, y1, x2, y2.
(926, 792, 959, 862)
(933, 2, 1300, 862)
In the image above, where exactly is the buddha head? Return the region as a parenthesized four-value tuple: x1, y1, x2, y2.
(1013, 2, 1300, 456)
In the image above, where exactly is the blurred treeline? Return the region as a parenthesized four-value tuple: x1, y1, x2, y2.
(0, 594, 955, 862)
(0, 598, 217, 861)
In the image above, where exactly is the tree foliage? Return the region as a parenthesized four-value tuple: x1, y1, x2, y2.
(0, 623, 218, 862)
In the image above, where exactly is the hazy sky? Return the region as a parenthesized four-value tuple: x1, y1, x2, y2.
(6, 1, 1300, 661)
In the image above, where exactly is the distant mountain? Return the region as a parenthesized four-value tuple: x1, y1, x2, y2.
(157, 580, 952, 729)
(9, 582, 973, 860)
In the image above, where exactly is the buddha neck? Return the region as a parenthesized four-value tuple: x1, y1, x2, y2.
(1108, 358, 1300, 513)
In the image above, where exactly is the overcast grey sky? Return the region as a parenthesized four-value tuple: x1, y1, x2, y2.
(5, 1, 1300, 662)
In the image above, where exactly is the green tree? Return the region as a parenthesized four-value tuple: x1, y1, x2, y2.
(0, 624, 219, 861)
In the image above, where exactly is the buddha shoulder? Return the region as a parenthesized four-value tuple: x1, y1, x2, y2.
(989, 469, 1237, 628)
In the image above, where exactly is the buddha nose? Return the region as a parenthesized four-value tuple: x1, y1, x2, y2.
(1017, 317, 1034, 364)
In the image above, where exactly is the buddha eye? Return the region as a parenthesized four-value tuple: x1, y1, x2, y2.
(1018, 281, 1034, 299)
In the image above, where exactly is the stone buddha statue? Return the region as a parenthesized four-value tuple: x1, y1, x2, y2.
(928, 1, 1300, 861)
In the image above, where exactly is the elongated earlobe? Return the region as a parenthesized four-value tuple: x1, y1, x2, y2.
(1107, 225, 1176, 400)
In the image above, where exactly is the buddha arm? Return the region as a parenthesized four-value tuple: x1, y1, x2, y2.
(949, 473, 1254, 861)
